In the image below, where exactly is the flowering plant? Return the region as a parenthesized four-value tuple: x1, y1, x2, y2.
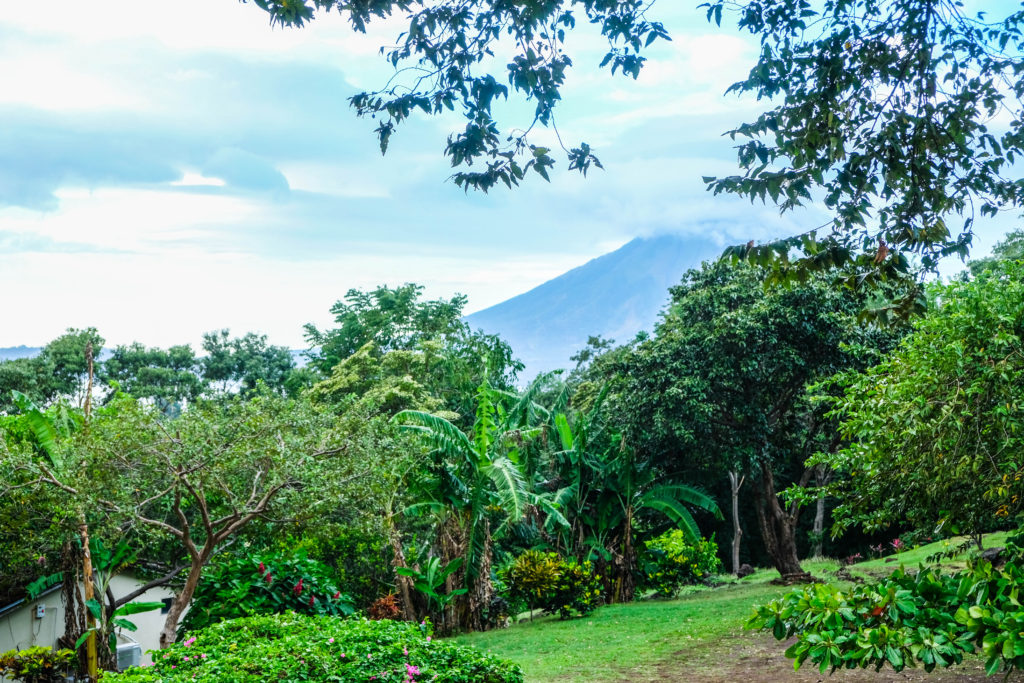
(638, 531, 721, 598)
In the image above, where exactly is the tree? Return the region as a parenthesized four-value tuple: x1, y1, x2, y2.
(306, 285, 522, 420)
(616, 261, 894, 579)
(100, 343, 205, 407)
(200, 330, 298, 396)
(550, 400, 721, 601)
(28, 394, 370, 648)
(815, 259, 1024, 544)
(394, 380, 543, 631)
(245, 0, 1024, 282)
(968, 228, 1024, 277)
(0, 329, 104, 412)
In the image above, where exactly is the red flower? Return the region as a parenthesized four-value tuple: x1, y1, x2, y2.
(258, 562, 265, 574)
(333, 591, 341, 600)
(293, 578, 304, 596)
(265, 573, 273, 584)
(309, 595, 315, 607)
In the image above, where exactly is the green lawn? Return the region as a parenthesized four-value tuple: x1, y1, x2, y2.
(454, 535, 1012, 682)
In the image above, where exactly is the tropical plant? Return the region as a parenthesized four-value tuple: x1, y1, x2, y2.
(0, 646, 75, 683)
(749, 547, 1024, 677)
(396, 557, 468, 615)
(550, 398, 722, 601)
(638, 531, 721, 598)
(178, 549, 354, 634)
(395, 379, 551, 631)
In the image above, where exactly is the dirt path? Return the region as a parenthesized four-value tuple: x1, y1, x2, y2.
(617, 631, 1002, 682)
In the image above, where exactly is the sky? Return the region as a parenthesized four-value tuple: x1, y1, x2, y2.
(0, 0, 1017, 350)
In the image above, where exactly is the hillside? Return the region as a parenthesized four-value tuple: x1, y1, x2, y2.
(0, 346, 41, 362)
(465, 234, 723, 377)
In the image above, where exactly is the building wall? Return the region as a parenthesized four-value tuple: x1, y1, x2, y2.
(0, 573, 184, 666)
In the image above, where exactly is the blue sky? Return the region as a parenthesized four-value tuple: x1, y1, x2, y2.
(0, 0, 1016, 349)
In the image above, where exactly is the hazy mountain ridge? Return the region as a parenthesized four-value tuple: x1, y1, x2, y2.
(465, 234, 723, 378)
(0, 346, 41, 362)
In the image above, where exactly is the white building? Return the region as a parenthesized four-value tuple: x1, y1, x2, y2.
(0, 573, 183, 676)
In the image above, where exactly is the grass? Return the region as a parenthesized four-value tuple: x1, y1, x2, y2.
(454, 535, 1013, 682)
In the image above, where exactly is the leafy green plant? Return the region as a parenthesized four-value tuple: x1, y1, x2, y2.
(178, 549, 354, 634)
(102, 612, 523, 682)
(0, 647, 75, 683)
(504, 551, 602, 620)
(749, 551, 1024, 676)
(506, 550, 560, 615)
(639, 531, 721, 598)
(396, 556, 468, 614)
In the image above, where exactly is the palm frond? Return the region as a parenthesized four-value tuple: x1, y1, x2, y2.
(393, 410, 477, 465)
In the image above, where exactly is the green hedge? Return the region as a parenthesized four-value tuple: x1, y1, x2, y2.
(102, 613, 522, 682)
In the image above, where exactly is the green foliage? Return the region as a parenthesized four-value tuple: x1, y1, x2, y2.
(816, 260, 1024, 538)
(100, 343, 205, 406)
(200, 330, 299, 397)
(306, 285, 521, 420)
(969, 228, 1024, 278)
(396, 557, 469, 613)
(506, 550, 560, 608)
(505, 551, 602, 620)
(178, 549, 355, 635)
(0, 328, 103, 411)
(103, 613, 523, 682)
(749, 551, 1024, 677)
(638, 531, 721, 598)
(0, 646, 76, 683)
(547, 558, 602, 620)
(705, 0, 1024, 295)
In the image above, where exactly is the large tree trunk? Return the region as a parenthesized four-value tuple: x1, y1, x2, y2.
(728, 471, 745, 575)
(753, 461, 810, 581)
(59, 540, 88, 676)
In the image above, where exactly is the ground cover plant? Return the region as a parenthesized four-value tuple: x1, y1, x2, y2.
(103, 613, 523, 683)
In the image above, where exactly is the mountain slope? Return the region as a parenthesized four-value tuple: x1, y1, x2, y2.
(465, 234, 722, 377)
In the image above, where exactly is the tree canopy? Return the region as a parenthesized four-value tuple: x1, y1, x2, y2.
(246, 0, 1024, 284)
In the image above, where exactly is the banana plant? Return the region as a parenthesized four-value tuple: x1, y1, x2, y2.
(73, 540, 164, 655)
(395, 557, 467, 614)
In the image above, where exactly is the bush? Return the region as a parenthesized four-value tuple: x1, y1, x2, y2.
(638, 531, 721, 597)
(505, 551, 602, 620)
(748, 553, 1024, 676)
(102, 613, 523, 683)
(506, 550, 559, 612)
(548, 558, 602, 619)
(178, 549, 354, 634)
(0, 646, 75, 683)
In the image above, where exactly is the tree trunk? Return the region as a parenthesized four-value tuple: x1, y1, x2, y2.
(728, 471, 744, 575)
(811, 466, 831, 558)
(613, 506, 637, 603)
(386, 515, 417, 622)
(467, 520, 493, 632)
(753, 461, 809, 581)
(81, 523, 98, 681)
(159, 556, 206, 648)
(59, 540, 88, 676)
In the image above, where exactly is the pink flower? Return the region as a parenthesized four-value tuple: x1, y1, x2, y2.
(425, 636, 431, 643)
(328, 638, 334, 644)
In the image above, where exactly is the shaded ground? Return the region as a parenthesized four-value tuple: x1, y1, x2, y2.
(623, 631, 998, 683)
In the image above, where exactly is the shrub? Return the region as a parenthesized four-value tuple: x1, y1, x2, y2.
(548, 558, 602, 619)
(748, 553, 1024, 676)
(102, 613, 523, 683)
(0, 646, 75, 683)
(505, 551, 602, 620)
(368, 593, 401, 620)
(638, 531, 721, 597)
(506, 550, 559, 612)
(178, 549, 354, 634)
